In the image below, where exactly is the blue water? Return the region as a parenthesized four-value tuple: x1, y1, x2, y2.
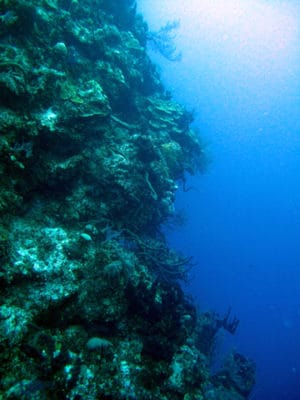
(138, 1, 300, 398)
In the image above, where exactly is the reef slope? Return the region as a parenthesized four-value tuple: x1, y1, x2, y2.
(0, 1, 255, 399)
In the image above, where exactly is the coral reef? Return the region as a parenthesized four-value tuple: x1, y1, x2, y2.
(0, 0, 255, 399)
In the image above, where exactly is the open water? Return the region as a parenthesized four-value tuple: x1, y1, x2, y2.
(138, 1, 300, 398)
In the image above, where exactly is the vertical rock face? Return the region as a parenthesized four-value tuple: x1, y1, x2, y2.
(0, 1, 255, 399)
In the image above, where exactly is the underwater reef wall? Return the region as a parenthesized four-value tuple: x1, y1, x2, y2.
(0, 0, 255, 399)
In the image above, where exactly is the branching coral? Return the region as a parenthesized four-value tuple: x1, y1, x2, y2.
(123, 230, 194, 282)
(147, 20, 182, 62)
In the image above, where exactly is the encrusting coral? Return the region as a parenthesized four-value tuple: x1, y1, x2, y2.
(0, 0, 255, 399)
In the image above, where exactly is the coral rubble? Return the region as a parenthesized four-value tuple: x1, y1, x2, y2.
(0, 0, 255, 399)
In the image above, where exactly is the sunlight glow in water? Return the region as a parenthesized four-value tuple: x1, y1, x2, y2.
(140, 0, 299, 78)
(182, 0, 298, 70)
